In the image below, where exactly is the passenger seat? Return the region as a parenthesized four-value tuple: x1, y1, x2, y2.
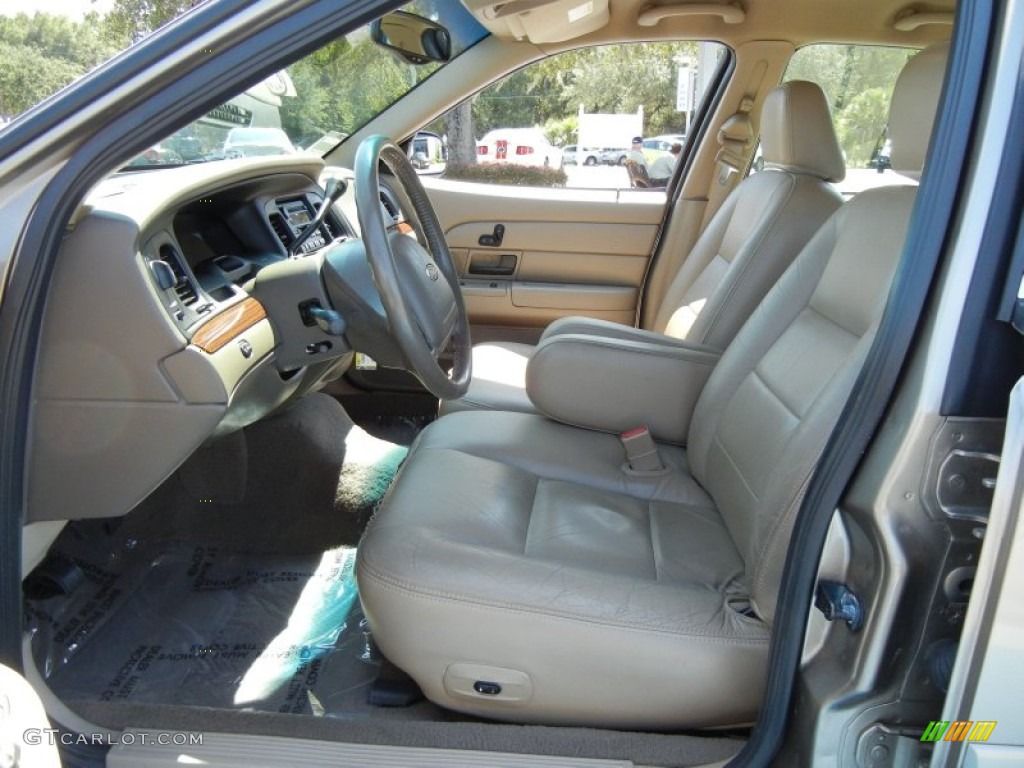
(358, 42, 950, 729)
(443, 80, 846, 415)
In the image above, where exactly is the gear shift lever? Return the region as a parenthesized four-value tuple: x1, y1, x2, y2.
(289, 177, 347, 257)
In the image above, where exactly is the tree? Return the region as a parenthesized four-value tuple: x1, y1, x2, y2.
(466, 42, 699, 144)
(836, 87, 890, 166)
(445, 100, 476, 165)
(529, 43, 697, 137)
(541, 115, 577, 147)
(0, 12, 120, 119)
(473, 66, 569, 136)
(785, 44, 914, 166)
(103, 0, 201, 44)
(0, 41, 81, 117)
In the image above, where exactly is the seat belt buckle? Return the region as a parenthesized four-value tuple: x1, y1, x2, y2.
(620, 426, 664, 472)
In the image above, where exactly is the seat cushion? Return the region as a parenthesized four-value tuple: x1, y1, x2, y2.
(358, 411, 770, 728)
(439, 341, 535, 415)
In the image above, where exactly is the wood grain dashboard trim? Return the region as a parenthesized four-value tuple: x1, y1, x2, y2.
(191, 298, 267, 354)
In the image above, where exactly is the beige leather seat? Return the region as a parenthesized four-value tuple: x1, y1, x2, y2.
(444, 80, 845, 415)
(358, 43, 948, 729)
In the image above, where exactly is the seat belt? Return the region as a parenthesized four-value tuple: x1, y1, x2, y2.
(699, 98, 754, 231)
(635, 103, 755, 330)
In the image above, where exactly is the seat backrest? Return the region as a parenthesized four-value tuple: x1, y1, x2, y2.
(649, 81, 845, 350)
(686, 42, 950, 622)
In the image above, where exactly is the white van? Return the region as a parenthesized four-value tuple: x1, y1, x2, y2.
(476, 127, 562, 168)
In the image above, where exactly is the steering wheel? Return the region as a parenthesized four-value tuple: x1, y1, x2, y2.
(352, 135, 471, 400)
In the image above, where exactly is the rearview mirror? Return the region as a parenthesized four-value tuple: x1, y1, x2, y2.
(370, 11, 452, 65)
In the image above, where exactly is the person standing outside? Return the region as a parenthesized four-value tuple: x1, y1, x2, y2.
(626, 136, 646, 166)
(624, 136, 650, 187)
(648, 141, 682, 187)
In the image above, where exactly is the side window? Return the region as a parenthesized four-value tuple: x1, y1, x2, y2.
(421, 42, 726, 190)
(751, 44, 915, 196)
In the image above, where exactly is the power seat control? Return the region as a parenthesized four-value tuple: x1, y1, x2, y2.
(473, 681, 502, 696)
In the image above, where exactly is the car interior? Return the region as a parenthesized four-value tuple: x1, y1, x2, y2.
(16, 0, 984, 765)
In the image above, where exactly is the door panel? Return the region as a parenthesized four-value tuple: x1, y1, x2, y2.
(423, 177, 663, 340)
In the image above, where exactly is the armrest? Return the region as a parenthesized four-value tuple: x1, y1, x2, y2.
(526, 328, 721, 444)
(539, 316, 685, 345)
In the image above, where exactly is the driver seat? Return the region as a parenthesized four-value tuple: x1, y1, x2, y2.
(357, 43, 949, 729)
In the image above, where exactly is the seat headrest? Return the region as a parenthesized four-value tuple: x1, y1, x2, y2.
(761, 81, 845, 183)
(888, 41, 950, 180)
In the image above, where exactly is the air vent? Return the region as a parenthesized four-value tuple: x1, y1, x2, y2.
(269, 212, 293, 248)
(159, 244, 199, 306)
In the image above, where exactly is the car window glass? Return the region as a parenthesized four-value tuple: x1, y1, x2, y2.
(418, 41, 726, 190)
(0, 3, 193, 134)
(748, 44, 916, 197)
(0, 1, 488, 166)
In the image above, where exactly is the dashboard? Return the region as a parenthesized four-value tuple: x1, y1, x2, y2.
(153, 183, 348, 336)
(28, 155, 373, 523)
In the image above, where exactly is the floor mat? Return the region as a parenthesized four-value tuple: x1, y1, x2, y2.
(335, 426, 409, 532)
(27, 529, 383, 717)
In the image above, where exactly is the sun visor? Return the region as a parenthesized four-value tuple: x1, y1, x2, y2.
(464, 0, 610, 43)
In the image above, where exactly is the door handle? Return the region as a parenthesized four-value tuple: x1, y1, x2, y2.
(468, 251, 517, 276)
(469, 264, 516, 276)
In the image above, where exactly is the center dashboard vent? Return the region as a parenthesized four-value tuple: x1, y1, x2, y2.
(268, 212, 294, 249)
(159, 244, 199, 306)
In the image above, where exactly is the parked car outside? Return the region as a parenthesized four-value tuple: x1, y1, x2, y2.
(125, 143, 184, 166)
(301, 131, 348, 156)
(223, 126, 296, 157)
(563, 145, 601, 165)
(476, 127, 562, 167)
(643, 134, 686, 163)
(598, 146, 629, 165)
(642, 137, 671, 153)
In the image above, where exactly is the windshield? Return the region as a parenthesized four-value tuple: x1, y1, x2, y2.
(126, 0, 487, 167)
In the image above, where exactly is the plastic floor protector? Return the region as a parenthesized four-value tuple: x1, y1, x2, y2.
(26, 523, 380, 717)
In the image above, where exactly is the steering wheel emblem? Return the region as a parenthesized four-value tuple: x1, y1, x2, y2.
(425, 262, 440, 282)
